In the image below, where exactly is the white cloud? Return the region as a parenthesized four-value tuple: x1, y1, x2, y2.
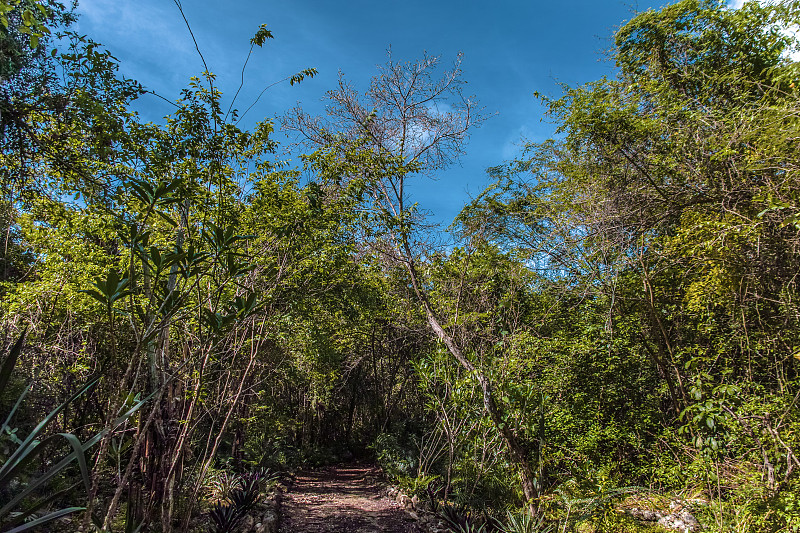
(75, 0, 199, 92)
(77, 0, 183, 45)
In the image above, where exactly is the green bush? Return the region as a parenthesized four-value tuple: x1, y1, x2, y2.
(373, 432, 417, 479)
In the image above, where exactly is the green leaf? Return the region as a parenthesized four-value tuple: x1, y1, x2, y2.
(0, 329, 26, 394)
(57, 432, 91, 492)
(5, 507, 85, 533)
(290, 67, 318, 86)
(81, 289, 107, 305)
(155, 209, 178, 226)
(250, 24, 274, 47)
(149, 246, 163, 271)
(2, 384, 31, 430)
(1, 483, 79, 530)
(0, 376, 99, 486)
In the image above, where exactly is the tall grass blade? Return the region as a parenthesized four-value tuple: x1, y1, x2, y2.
(0, 376, 99, 482)
(5, 506, 85, 533)
(1, 483, 78, 529)
(0, 329, 26, 393)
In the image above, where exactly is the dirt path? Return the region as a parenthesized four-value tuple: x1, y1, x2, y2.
(279, 465, 423, 533)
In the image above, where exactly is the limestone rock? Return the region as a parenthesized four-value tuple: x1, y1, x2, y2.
(627, 507, 664, 521)
(658, 510, 701, 533)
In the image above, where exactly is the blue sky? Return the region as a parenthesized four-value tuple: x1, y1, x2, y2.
(74, 0, 677, 225)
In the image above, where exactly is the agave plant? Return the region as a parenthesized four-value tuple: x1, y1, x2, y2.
(440, 504, 492, 533)
(207, 468, 274, 532)
(228, 478, 261, 513)
(0, 329, 151, 533)
(244, 466, 280, 486)
(206, 471, 244, 501)
(501, 510, 553, 533)
(209, 502, 243, 533)
(449, 521, 490, 533)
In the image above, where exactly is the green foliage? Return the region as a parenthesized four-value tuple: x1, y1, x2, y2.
(289, 67, 318, 86)
(207, 469, 271, 533)
(0, 330, 149, 533)
(2, 0, 800, 529)
(553, 475, 642, 533)
(0, 0, 52, 54)
(250, 24, 273, 47)
(438, 504, 499, 533)
(500, 510, 553, 533)
(373, 432, 417, 479)
(443, 0, 800, 528)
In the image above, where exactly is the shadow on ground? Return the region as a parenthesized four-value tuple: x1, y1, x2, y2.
(279, 465, 423, 533)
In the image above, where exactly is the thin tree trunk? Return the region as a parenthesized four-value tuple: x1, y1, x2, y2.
(401, 249, 539, 510)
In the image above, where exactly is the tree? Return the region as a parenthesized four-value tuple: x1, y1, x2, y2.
(461, 0, 800, 502)
(286, 53, 545, 509)
(0, 5, 329, 529)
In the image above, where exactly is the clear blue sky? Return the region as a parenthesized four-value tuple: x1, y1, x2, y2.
(75, 0, 677, 225)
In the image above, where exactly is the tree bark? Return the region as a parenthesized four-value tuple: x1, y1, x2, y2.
(402, 252, 539, 509)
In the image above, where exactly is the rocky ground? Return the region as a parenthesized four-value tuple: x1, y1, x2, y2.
(278, 465, 423, 533)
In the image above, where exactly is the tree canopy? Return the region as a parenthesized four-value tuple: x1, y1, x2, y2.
(2, 1, 800, 532)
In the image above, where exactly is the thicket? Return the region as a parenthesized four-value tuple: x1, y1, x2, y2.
(1, 0, 799, 532)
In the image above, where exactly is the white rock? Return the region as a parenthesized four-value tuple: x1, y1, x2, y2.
(658, 510, 701, 533)
(626, 507, 664, 521)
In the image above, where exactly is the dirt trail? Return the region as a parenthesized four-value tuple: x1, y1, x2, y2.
(279, 465, 423, 533)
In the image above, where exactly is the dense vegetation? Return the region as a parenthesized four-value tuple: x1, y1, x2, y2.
(2, 0, 800, 531)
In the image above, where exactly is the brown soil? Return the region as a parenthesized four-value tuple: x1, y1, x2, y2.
(279, 465, 423, 533)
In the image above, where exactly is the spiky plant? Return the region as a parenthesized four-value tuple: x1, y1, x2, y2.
(501, 510, 553, 533)
(425, 479, 445, 512)
(440, 504, 494, 533)
(209, 503, 243, 533)
(207, 471, 243, 501)
(242, 466, 280, 487)
(0, 330, 149, 533)
(229, 478, 261, 513)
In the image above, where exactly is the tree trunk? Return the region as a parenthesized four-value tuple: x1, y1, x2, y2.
(402, 253, 539, 510)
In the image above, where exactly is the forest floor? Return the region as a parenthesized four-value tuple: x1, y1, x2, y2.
(279, 464, 423, 533)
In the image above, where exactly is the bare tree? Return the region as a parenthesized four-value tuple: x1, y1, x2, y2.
(284, 52, 541, 509)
